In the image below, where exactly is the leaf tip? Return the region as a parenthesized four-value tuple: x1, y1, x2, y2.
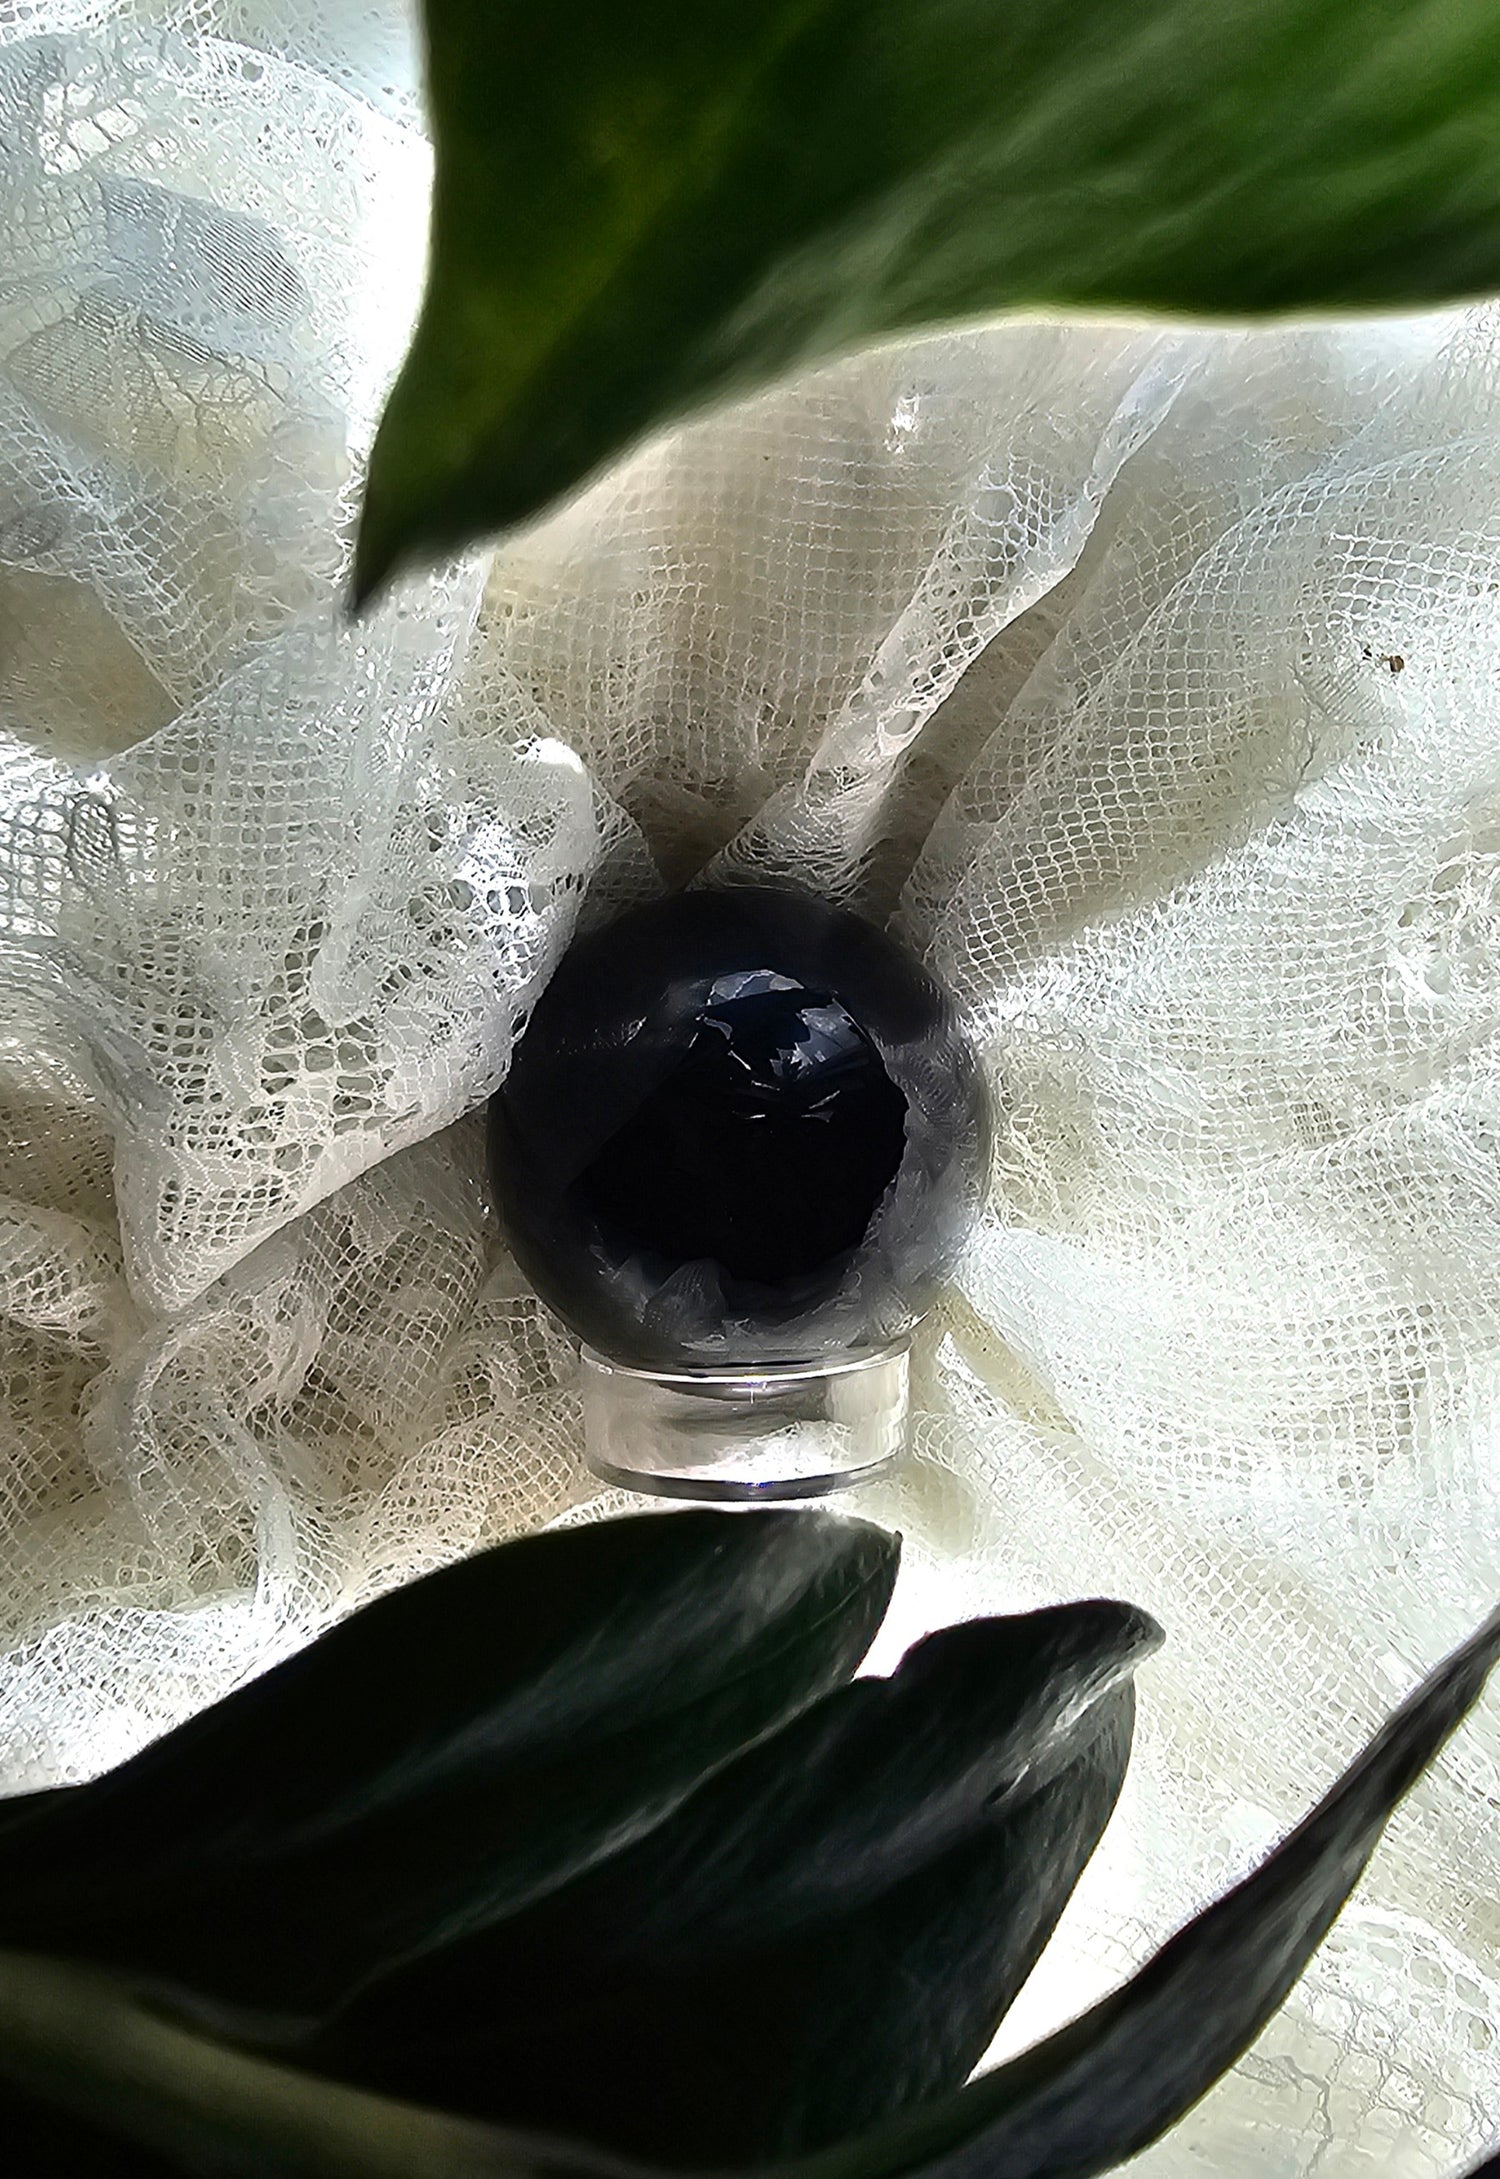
(349, 511, 399, 619)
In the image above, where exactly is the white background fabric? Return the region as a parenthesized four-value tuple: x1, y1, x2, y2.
(0, 3, 1496, 2170)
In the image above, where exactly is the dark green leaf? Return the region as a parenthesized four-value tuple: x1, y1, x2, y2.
(441, 1698, 1136, 2169)
(1, 1610, 1495, 2179)
(0, 1950, 619, 2179)
(355, 0, 1500, 598)
(801, 1603, 1500, 2179)
(309, 1604, 1157, 2160)
(4, 2083, 183, 2179)
(0, 1510, 897, 2022)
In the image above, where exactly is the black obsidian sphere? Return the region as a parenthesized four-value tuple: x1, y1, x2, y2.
(488, 887, 988, 1370)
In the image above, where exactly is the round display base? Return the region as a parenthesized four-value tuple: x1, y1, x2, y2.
(580, 1341, 909, 1502)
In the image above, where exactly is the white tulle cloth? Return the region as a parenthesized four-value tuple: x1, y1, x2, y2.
(0, 3, 1497, 2170)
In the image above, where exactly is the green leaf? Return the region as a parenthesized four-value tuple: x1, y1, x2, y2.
(355, 0, 1500, 598)
(804, 1602, 1500, 2179)
(1, 1610, 1495, 2179)
(0, 1510, 897, 2023)
(309, 1604, 1158, 2162)
(5, 2090, 182, 2178)
(0, 1950, 611, 2179)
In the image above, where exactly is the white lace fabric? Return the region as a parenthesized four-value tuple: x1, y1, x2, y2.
(0, 4, 1496, 2170)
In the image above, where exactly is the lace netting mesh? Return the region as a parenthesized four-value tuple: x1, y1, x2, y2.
(0, 3, 1497, 2169)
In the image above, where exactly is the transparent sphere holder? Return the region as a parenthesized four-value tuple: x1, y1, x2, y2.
(580, 1340, 909, 1501)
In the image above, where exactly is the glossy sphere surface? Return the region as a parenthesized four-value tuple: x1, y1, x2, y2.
(489, 888, 988, 1369)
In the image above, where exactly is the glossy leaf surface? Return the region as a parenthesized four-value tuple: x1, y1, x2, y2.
(0, 1510, 897, 2018)
(313, 1606, 1159, 2159)
(356, 0, 1500, 596)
